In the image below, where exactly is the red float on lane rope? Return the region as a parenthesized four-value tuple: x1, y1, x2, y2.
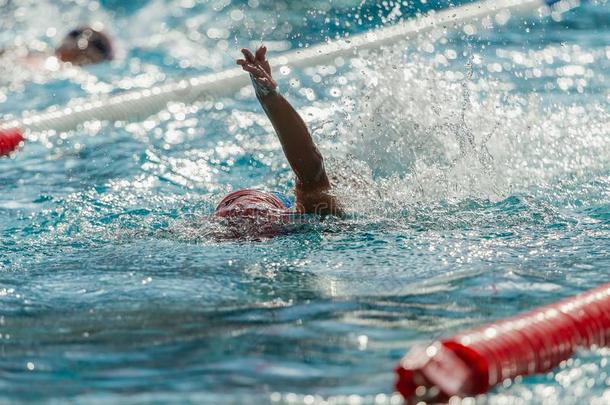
(0, 128, 25, 156)
(395, 283, 610, 403)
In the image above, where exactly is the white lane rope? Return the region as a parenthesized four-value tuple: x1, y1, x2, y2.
(0, 0, 577, 153)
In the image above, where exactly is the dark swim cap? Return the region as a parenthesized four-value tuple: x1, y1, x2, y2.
(67, 27, 114, 61)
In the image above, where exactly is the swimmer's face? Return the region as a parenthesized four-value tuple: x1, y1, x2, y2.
(55, 27, 113, 66)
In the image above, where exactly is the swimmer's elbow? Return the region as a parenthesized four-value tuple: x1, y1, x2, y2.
(297, 150, 329, 191)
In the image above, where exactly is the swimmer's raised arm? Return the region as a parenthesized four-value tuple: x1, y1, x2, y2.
(237, 47, 327, 190)
(237, 46, 342, 216)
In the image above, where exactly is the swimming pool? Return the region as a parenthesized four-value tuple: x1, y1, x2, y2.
(1, 0, 609, 403)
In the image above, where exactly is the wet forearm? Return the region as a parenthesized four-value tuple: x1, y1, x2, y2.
(257, 91, 327, 189)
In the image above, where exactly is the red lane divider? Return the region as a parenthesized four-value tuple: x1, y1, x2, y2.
(0, 128, 24, 156)
(395, 283, 610, 403)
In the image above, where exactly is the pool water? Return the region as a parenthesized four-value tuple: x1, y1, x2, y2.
(1, 0, 609, 403)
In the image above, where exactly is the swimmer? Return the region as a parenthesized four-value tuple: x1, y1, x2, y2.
(1, 25, 113, 69)
(214, 46, 343, 223)
(55, 26, 114, 66)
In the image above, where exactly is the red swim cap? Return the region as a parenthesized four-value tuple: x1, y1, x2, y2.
(214, 189, 291, 238)
(0, 128, 24, 156)
(215, 189, 287, 218)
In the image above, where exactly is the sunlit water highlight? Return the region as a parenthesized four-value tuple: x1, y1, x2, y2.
(1, 0, 609, 404)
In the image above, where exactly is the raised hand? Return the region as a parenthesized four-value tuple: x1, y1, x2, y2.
(234, 45, 341, 216)
(237, 46, 277, 96)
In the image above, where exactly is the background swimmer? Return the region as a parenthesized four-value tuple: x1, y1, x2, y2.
(54, 26, 114, 66)
(214, 46, 343, 222)
(1, 25, 113, 69)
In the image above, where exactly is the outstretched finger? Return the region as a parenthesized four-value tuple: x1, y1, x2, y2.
(255, 46, 266, 62)
(255, 46, 272, 75)
(238, 61, 257, 74)
(241, 48, 256, 63)
(261, 58, 271, 75)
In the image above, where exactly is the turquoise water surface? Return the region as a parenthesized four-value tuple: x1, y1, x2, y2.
(1, 0, 609, 403)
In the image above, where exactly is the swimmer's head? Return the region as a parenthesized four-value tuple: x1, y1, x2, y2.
(55, 26, 114, 66)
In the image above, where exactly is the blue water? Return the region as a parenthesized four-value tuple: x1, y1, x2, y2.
(1, 0, 609, 404)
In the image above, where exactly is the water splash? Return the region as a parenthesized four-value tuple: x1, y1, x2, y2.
(302, 46, 610, 216)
